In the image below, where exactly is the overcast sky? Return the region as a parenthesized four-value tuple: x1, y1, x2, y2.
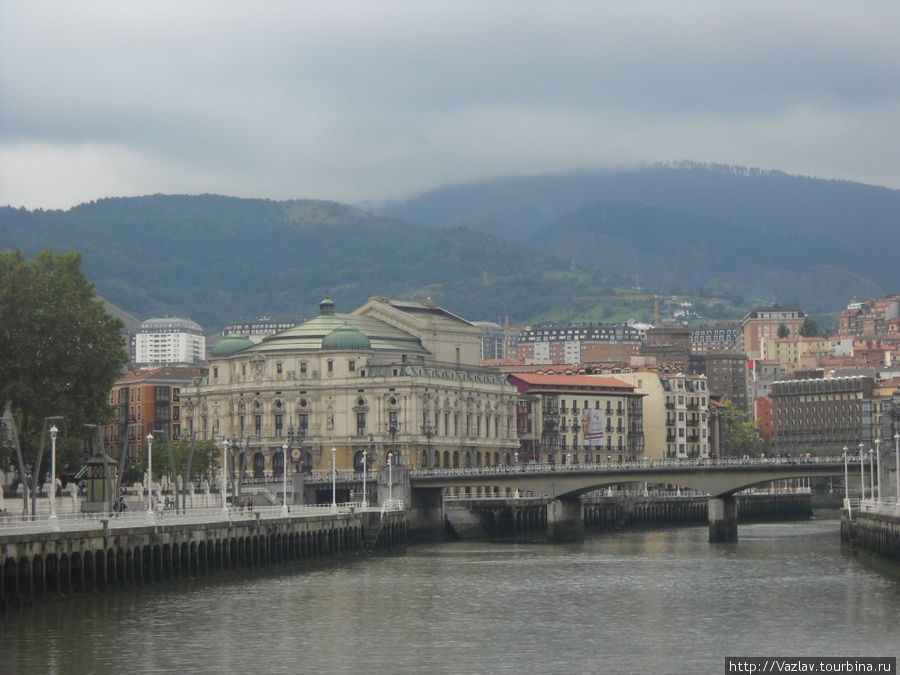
(2, 1, 898, 210)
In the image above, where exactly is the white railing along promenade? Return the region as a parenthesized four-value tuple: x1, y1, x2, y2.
(856, 498, 900, 518)
(0, 500, 405, 537)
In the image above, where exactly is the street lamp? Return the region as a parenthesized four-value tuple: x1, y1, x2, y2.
(843, 446, 849, 505)
(146, 432, 154, 518)
(281, 443, 289, 514)
(859, 443, 866, 501)
(869, 447, 876, 499)
(362, 449, 367, 508)
(48, 425, 59, 531)
(331, 447, 337, 508)
(874, 438, 881, 501)
(387, 451, 393, 502)
(895, 433, 900, 507)
(221, 439, 230, 515)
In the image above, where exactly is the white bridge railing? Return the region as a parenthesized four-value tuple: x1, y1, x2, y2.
(411, 455, 844, 478)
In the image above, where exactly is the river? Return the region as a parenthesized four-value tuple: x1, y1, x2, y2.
(4, 516, 899, 674)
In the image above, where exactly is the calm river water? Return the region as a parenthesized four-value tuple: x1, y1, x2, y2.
(4, 516, 899, 674)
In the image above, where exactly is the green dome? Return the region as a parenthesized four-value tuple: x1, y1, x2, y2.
(322, 322, 371, 351)
(211, 335, 254, 357)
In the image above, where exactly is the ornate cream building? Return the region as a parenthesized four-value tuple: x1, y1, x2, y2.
(183, 296, 520, 477)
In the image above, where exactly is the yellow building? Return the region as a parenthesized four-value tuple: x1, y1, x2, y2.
(759, 336, 830, 375)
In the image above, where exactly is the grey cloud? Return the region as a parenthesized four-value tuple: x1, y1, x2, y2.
(1, 0, 899, 208)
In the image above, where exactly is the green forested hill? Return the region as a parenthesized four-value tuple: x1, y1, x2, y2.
(5, 162, 894, 332)
(528, 200, 885, 310)
(0, 194, 617, 330)
(378, 163, 900, 312)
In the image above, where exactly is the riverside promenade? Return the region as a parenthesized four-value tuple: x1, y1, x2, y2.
(0, 500, 406, 610)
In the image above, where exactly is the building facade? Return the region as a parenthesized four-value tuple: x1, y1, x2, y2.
(134, 317, 206, 367)
(224, 317, 299, 344)
(507, 373, 645, 464)
(769, 376, 874, 455)
(690, 321, 741, 354)
(101, 366, 206, 466)
(690, 352, 750, 414)
(184, 296, 520, 478)
(740, 306, 805, 359)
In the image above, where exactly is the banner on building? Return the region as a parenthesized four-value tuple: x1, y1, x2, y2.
(583, 409, 604, 447)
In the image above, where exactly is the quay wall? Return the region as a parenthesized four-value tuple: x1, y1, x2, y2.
(1, 510, 406, 610)
(841, 509, 900, 563)
(440, 492, 812, 540)
(583, 492, 812, 530)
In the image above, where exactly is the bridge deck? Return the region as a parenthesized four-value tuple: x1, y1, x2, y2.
(409, 457, 848, 499)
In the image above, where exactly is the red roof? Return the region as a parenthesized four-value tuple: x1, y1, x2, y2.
(508, 372, 635, 394)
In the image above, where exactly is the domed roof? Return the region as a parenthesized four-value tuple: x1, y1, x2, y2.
(321, 322, 371, 351)
(211, 335, 255, 357)
(242, 296, 427, 355)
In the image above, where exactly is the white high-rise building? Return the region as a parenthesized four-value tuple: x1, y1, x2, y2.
(134, 317, 206, 367)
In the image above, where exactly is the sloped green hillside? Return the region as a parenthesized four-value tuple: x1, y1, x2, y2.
(0, 194, 619, 330)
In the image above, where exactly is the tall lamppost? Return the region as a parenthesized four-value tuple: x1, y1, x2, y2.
(895, 433, 900, 507)
(146, 432, 154, 517)
(331, 447, 337, 508)
(874, 438, 881, 501)
(869, 447, 875, 499)
(362, 449, 367, 508)
(48, 425, 59, 531)
(281, 443, 289, 514)
(387, 451, 393, 502)
(221, 439, 230, 515)
(843, 446, 849, 504)
(859, 443, 866, 501)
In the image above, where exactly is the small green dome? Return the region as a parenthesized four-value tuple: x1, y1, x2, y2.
(211, 335, 254, 357)
(322, 322, 371, 351)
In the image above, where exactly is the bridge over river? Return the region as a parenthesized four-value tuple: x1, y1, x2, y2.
(404, 457, 847, 541)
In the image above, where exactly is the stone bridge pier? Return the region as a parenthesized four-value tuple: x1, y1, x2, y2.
(708, 495, 738, 542)
(547, 498, 584, 541)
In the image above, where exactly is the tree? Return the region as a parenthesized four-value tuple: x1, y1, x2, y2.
(720, 399, 767, 457)
(800, 316, 819, 337)
(0, 250, 128, 473)
(777, 323, 790, 338)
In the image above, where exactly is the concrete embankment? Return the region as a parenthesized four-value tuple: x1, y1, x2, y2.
(842, 507, 900, 564)
(0, 509, 406, 610)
